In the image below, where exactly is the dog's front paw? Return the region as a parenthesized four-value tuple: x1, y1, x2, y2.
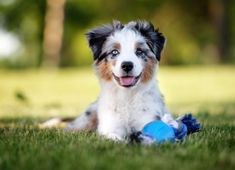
(104, 133, 124, 141)
(130, 131, 155, 145)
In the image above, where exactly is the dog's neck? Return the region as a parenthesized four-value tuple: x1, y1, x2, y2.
(99, 77, 161, 101)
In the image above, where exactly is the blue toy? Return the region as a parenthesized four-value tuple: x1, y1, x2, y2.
(142, 121, 175, 143)
(130, 113, 201, 145)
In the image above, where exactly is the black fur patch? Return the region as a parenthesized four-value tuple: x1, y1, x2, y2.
(96, 52, 108, 63)
(86, 21, 165, 62)
(85, 111, 91, 116)
(133, 21, 165, 61)
(86, 21, 124, 61)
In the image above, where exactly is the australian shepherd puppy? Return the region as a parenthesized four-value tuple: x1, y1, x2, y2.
(66, 21, 180, 141)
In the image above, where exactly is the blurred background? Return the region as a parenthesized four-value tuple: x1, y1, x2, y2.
(0, 0, 235, 68)
(1, 2, 234, 169)
(0, 0, 234, 118)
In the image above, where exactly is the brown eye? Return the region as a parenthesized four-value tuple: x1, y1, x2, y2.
(110, 49, 119, 58)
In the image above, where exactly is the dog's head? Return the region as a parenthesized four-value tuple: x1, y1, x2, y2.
(86, 21, 165, 88)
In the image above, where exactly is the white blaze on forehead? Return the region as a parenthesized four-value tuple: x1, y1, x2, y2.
(107, 29, 145, 53)
(103, 28, 146, 78)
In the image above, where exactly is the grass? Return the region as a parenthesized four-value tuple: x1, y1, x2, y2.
(0, 65, 235, 170)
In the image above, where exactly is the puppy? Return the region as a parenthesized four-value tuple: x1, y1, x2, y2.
(66, 21, 180, 141)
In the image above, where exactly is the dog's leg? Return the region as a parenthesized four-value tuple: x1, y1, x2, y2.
(65, 102, 98, 132)
(161, 113, 180, 129)
(97, 111, 126, 141)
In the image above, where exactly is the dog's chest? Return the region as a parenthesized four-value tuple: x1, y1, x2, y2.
(99, 87, 165, 131)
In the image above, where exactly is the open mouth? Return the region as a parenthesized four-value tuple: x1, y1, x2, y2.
(112, 73, 142, 88)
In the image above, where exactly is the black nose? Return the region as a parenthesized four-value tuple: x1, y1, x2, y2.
(121, 61, 134, 72)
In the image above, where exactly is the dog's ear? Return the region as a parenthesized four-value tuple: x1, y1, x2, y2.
(86, 25, 113, 61)
(134, 21, 165, 61)
(86, 21, 124, 61)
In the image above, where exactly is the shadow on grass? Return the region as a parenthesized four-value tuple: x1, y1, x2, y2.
(0, 112, 234, 128)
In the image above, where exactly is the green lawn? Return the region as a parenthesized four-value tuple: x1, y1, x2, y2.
(0, 66, 235, 170)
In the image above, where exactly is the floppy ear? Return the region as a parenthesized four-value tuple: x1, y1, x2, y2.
(86, 21, 124, 61)
(86, 25, 113, 61)
(134, 21, 165, 61)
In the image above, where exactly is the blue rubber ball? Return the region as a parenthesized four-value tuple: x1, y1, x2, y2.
(142, 121, 175, 143)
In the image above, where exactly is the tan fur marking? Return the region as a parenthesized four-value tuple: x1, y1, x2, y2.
(141, 57, 157, 83)
(111, 60, 116, 66)
(97, 60, 112, 81)
(134, 42, 141, 49)
(85, 111, 98, 131)
(113, 42, 121, 50)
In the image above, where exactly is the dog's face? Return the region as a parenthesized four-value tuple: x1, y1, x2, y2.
(86, 21, 165, 88)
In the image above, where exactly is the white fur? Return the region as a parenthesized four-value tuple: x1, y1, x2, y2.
(97, 78, 179, 141)
(67, 26, 179, 141)
(105, 29, 144, 78)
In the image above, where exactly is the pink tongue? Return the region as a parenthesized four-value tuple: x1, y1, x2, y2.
(120, 77, 135, 86)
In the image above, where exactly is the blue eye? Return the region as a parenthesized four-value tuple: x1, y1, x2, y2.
(136, 49, 146, 58)
(110, 49, 119, 58)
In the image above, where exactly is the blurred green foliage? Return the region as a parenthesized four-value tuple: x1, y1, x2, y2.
(0, 0, 235, 68)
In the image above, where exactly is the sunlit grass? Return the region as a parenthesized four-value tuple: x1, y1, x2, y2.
(158, 66, 235, 114)
(0, 65, 235, 170)
(0, 65, 235, 118)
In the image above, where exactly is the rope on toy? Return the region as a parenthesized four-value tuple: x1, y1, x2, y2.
(177, 113, 201, 134)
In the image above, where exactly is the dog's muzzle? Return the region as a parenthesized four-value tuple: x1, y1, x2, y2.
(112, 73, 141, 88)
